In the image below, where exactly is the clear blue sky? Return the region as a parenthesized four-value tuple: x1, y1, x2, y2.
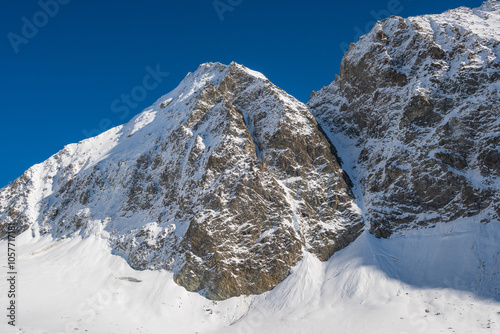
(0, 0, 484, 187)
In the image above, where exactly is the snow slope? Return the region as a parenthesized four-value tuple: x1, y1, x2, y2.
(1, 220, 498, 334)
(1, 2, 499, 333)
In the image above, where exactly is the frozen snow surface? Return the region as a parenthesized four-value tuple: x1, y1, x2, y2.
(0, 221, 499, 334)
(1, 1, 500, 333)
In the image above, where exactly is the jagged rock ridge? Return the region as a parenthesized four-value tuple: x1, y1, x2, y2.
(308, 0, 500, 237)
(0, 62, 363, 300)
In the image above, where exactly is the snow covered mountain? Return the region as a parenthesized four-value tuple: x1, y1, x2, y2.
(0, 62, 363, 300)
(309, 0, 500, 237)
(0, 1, 499, 333)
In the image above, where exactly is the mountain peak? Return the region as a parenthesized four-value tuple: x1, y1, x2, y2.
(150, 61, 269, 114)
(309, 0, 499, 237)
(1, 61, 362, 300)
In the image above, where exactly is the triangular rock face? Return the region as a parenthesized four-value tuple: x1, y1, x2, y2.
(0, 62, 363, 300)
(308, 1, 500, 237)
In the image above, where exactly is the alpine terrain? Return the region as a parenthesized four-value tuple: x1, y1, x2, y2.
(0, 1, 499, 333)
(0, 61, 364, 300)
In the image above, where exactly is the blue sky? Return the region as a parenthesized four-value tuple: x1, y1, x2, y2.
(0, 0, 484, 187)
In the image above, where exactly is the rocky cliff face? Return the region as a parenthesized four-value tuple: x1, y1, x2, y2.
(2, 1, 498, 301)
(0, 62, 363, 300)
(308, 0, 500, 237)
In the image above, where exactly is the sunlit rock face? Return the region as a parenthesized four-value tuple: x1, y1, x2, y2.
(0, 62, 363, 300)
(308, 1, 500, 238)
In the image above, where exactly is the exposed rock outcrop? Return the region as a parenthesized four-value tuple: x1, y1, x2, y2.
(0, 62, 363, 300)
(308, 0, 500, 237)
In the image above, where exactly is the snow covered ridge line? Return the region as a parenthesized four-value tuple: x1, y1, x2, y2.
(81, 64, 170, 139)
(1, 0, 499, 303)
(338, 0, 406, 53)
(0, 61, 363, 300)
